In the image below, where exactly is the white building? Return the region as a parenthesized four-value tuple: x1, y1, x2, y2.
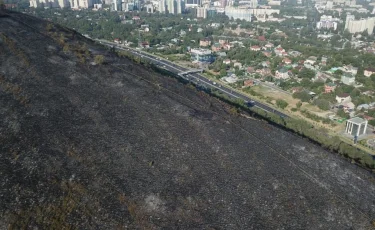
(225, 7, 252, 22)
(345, 14, 375, 34)
(341, 73, 355, 85)
(345, 117, 368, 137)
(316, 16, 338, 30)
(197, 7, 207, 18)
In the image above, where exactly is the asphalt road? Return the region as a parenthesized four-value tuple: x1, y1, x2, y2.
(99, 40, 288, 118)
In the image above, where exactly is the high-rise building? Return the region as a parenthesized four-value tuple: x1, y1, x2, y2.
(166, 0, 175, 13)
(250, 0, 257, 8)
(225, 7, 252, 21)
(196, 7, 207, 18)
(176, 0, 183, 14)
(185, 0, 201, 8)
(111, 0, 121, 10)
(345, 15, 375, 34)
(159, 0, 166, 12)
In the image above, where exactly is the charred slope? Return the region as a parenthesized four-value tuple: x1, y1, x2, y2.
(0, 11, 375, 229)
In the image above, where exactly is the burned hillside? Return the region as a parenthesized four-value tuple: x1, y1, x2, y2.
(0, 11, 375, 229)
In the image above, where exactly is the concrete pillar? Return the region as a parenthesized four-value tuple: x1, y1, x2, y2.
(357, 124, 362, 137)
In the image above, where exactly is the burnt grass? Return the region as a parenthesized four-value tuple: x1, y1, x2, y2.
(1, 11, 375, 229)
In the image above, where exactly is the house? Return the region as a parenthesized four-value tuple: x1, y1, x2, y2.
(340, 65, 358, 75)
(256, 68, 272, 77)
(291, 87, 303, 93)
(222, 74, 238, 83)
(341, 73, 355, 85)
(244, 79, 255, 87)
(283, 58, 292, 65)
(274, 46, 285, 56)
(250, 45, 261, 51)
(336, 93, 352, 103)
(114, 38, 121, 44)
(264, 43, 274, 50)
(223, 59, 231, 65)
(288, 50, 302, 57)
(132, 16, 141, 20)
(321, 56, 327, 66)
(258, 36, 266, 41)
(247, 67, 255, 73)
(199, 38, 211, 47)
(275, 67, 290, 80)
(139, 41, 150, 48)
(324, 82, 336, 93)
(364, 67, 375, 77)
(304, 56, 318, 65)
(262, 51, 272, 57)
(261, 61, 270, 68)
(219, 39, 228, 45)
(211, 43, 222, 52)
(234, 62, 242, 68)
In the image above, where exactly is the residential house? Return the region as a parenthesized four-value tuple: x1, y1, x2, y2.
(262, 51, 272, 57)
(340, 65, 358, 75)
(139, 41, 150, 48)
(364, 67, 375, 77)
(256, 68, 272, 77)
(261, 61, 270, 68)
(275, 67, 290, 80)
(263, 43, 274, 50)
(200, 38, 211, 47)
(219, 39, 228, 45)
(258, 36, 266, 41)
(291, 87, 303, 94)
(314, 72, 330, 82)
(283, 58, 292, 65)
(217, 52, 227, 57)
(274, 46, 285, 56)
(222, 74, 238, 83)
(211, 43, 222, 52)
(234, 62, 242, 68)
(132, 16, 141, 20)
(243, 79, 255, 87)
(336, 93, 352, 103)
(250, 45, 261, 51)
(223, 59, 231, 65)
(324, 82, 336, 93)
(247, 67, 255, 74)
(304, 56, 318, 65)
(288, 50, 302, 57)
(321, 56, 327, 66)
(341, 73, 355, 85)
(114, 38, 121, 44)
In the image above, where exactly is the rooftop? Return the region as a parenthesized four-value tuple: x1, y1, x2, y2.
(348, 117, 367, 124)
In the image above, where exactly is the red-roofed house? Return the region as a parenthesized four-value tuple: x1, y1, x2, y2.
(274, 46, 285, 56)
(258, 36, 266, 41)
(244, 79, 255, 87)
(364, 67, 375, 77)
(324, 83, 336, 93)
(250, 45, 261, 51)
(283, 58, 292, 65)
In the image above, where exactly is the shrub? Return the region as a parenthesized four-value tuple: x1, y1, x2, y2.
(276, 99, 288, 109)
(94, 55, 105, 65)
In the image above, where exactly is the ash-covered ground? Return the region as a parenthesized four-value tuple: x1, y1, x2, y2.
(0, 11, 375, 229)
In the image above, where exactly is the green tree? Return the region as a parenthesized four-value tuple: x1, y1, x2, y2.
(94, 55, 105, 65)
(314, 99, 330, 110)
(337, 108, 349, 119)
(293, 91, 311, 102)
(276, 99, 288, 109)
